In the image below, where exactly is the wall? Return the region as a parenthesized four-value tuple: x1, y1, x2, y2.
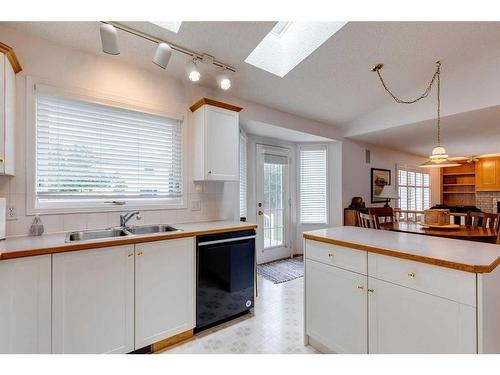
(476, 192, 500, 213)
(341, 139, 441, 210)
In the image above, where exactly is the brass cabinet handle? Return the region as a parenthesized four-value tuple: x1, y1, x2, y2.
(128, 253, 134, 257)
(328, 253, 334, 258)
(0, 157, 3, 163)
(357, 285, 365, 291)
(368, 288, 375, 293)
(258, 211, 263, 216)
(208, 170, 212, 174)
(407, 272, 416, 279)
(137, 251, 143, 256)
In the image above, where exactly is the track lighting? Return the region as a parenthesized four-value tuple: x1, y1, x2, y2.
(186, 59, 201, 82)
(152, 42, 172, 69)
(100, 23, 120, 55)
(216, 71, 232, 90)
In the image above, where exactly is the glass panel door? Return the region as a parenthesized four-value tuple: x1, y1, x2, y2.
(263, 162, 285, 249)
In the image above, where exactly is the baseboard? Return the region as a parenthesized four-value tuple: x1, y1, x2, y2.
(152, 329, 194, 353)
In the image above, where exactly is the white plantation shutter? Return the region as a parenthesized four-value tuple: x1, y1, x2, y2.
(239, 131, 247, 218)
(397, 167, 431, 211)
(35, 92, 183, 202)
(300, 146, 328, 224)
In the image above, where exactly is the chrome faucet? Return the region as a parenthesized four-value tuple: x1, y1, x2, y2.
(120, 211, 141, 227)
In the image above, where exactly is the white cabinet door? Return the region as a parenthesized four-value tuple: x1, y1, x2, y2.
(305, 259, 368, 353)
(368, 277, 476, 354)
(0, 255, 51, 353)
(205, 105, 239, 181)
(52, 245, 135, 354)
(135, 238, 195, 348)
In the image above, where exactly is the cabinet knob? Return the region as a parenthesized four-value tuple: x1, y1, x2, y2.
(407, 272, 416, 279)
(137, 251, 143, 256)
(128, 253, 134, 257)
(208, 170, 212, 174)
(328, 253, 334, 258)
(368, 288, 375, 293)
(258, 210, 263, 216)
(357, 285, 365, 291)
(0, 157, 3, 163)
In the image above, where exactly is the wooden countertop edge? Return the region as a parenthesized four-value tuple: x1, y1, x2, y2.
(303, 233, 500, 274)
(0, 224, 258, 261)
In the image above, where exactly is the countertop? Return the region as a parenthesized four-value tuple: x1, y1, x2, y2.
(303, 226, 500, 273)
(0, 221, 257, 261)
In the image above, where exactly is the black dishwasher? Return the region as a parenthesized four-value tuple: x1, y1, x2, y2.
(195, 229, 256, 332)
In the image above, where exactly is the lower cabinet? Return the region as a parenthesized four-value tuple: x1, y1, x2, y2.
(134, 237, 195, 348)
(51, 238, 195, 353)
(0, 255, 51, 353)
(305, 259, 367, 354)
(368, 277, 476, 354)
(52, 245, 135, 354)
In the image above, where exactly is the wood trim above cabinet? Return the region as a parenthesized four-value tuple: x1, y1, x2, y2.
(0, 42, 22, 74)
(189, 97, 243, 113)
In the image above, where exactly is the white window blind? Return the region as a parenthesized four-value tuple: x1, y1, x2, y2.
(239, 131, 247, 218)
(35, 92, 183, 203)
(299, 146, 327, 224)
(398, 168, 431, 211)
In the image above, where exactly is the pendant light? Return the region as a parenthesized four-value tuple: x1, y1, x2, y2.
(372, 61, 459, 168)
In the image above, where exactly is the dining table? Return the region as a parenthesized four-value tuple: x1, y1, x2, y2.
(380, 221, 499, 243)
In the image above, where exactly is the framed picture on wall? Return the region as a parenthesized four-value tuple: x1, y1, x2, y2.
(371, 168, 391, 203)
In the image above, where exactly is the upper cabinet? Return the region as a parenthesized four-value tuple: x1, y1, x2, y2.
(190, 98, 242, 181)
(0, 42, 21, 176)
(476, 157, 500, 192)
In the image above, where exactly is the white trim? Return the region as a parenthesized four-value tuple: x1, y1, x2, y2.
(298, 143, 329, 225)
(25, 76, 188, 215)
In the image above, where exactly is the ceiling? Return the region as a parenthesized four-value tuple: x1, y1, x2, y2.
(4, 21, 500, 157)
(243, 121, 334, 143)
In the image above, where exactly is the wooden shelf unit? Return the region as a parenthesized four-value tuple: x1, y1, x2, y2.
(440, 162, 476, 206)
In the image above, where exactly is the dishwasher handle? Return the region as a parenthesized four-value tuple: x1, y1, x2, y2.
(198, 235, 256, 247)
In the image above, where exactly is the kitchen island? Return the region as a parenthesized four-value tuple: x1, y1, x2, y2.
(303, 226, 500, 354)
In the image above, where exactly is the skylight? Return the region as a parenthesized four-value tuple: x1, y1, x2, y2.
(245, 22, 347, 78)
(149, 22, 183, 33)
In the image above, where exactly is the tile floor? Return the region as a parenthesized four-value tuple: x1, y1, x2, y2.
(161, 276, 319, 354)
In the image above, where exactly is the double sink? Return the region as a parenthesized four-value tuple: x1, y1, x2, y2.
(65, 224, 182, 243)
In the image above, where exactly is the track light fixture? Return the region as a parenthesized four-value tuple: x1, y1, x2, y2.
(152, 42, 173, 69)
(186, 59, 201, 82)
(99, 22, 236, 89)
(216, 71, 232, 90)
(100, 23, 120, 55)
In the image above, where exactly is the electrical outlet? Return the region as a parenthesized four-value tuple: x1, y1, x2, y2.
(191, 199, 201, 211)
(7, 205, 16, 220)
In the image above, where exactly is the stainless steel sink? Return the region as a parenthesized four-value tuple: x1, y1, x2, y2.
(125, 224, 182, 235)
(65, 228, 129, 243)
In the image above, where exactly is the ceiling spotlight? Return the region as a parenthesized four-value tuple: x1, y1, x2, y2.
(186, 59, 201, 82)
(100, 23, 120, 55)
(216, 71, 231, 90)
(152, 42, 172, 69)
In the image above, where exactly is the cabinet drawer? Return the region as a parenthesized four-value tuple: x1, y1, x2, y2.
(368, 253, 476, 306)
(305, 239, 367, 275)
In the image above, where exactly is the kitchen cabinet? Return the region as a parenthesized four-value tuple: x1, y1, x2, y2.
(134, 238, 195, 348)
(476, 156, 500, 191)
(52, 245, 135, 354)
(305, 259, 367, 354)
(368, 277, 476, 354)
(0, 255, 51, 354)
(0, 44, 19, 175)
(190, 98, 242, 181)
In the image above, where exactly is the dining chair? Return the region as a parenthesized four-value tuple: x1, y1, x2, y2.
(358, 212, 379, 229)
(468, 211, 500, 229)
(368, 207, 394, 227)
(482, 213, 500, 230)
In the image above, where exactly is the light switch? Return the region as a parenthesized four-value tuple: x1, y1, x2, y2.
(191, 199, 201, 211)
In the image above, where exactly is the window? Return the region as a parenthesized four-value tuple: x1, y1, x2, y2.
(30, 85, 185, 213)
(398, 168, 431, 212)
(299, 146, 327, 224)
(239, 131, 247, 219)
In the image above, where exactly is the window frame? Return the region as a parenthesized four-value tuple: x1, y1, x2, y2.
(396, 165, 432, 212)
(298, 144, 329, 225)
(26, 77, 188, 215)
